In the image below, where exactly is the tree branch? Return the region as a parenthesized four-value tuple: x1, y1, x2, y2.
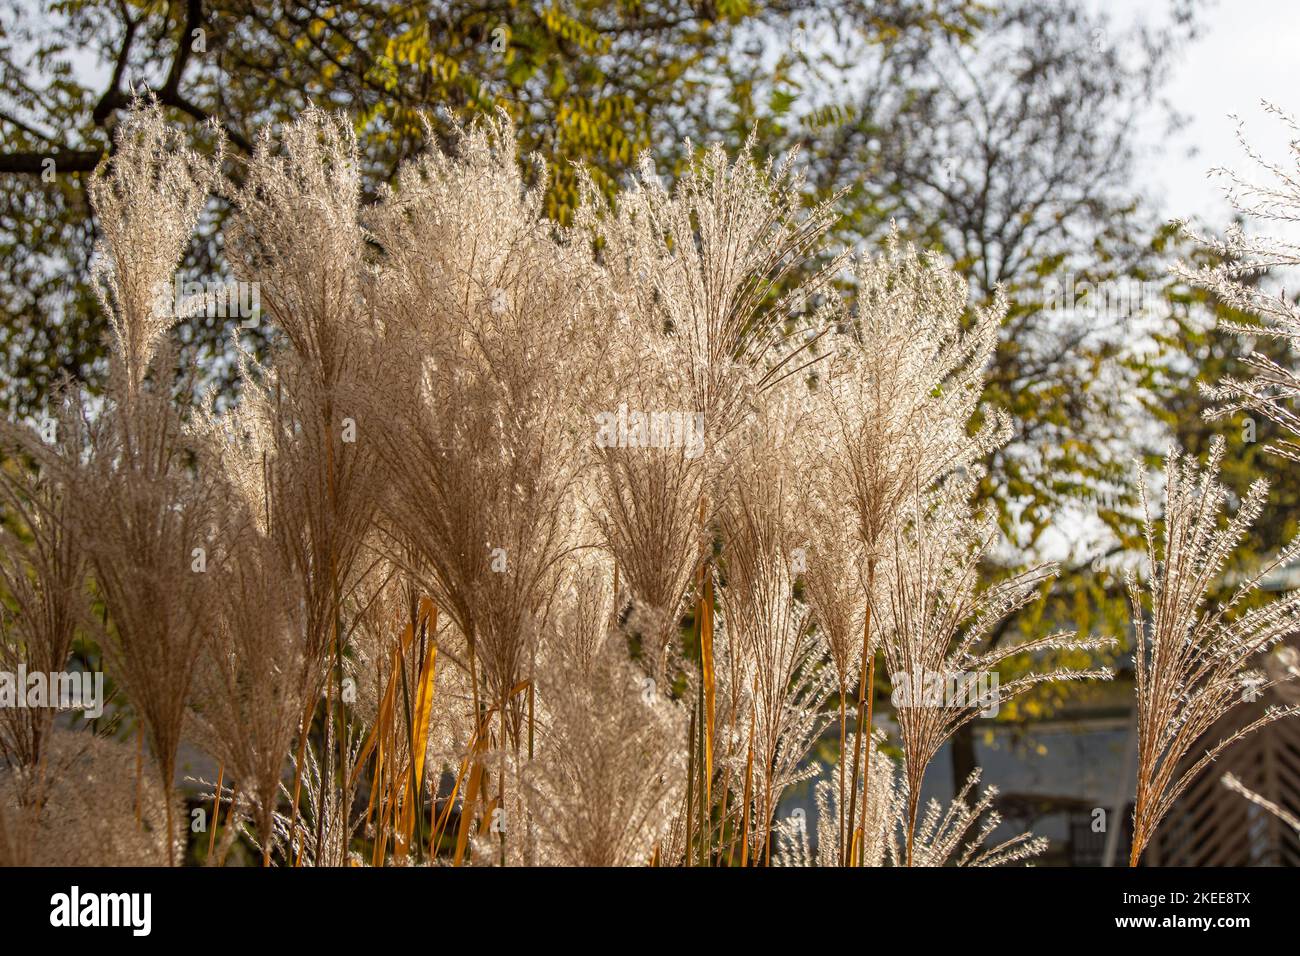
(0, 151, 103, 175)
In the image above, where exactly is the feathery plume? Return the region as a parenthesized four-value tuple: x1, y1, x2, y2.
(0, 396, 89, 769)
(890, 768, 1048, 868)
(1126, 436, 1300, 864)
(526, 580, 688, 866)
(0, 729, 174, 866)
(1176, 104, 1300, 461)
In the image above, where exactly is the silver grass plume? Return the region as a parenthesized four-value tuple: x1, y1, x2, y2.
(1174, 103, 1300, 461)
(526, 566, 688, 866)
(576, 134, 848, 676)
(0, 396, 89, 770)
(716, 387, 835, 864)
(0, 729, 174, 866)
(817, 230, 1009, 563)
(87, 96, 223, 397)
(774, 730, 898, 867)
(186, 503, 305, 864)
(363, 114, 593, 725)
(357, 114, 601, 862)
(802, 231, 1015, 864)
(50, 102, 223, 864)
(1126, 436, 1300, 864)
(582, 133, 850, 449)
(224, 107, 389, 858)
(224, 106, 381, 680)
(880, 473, 1115, 864)
(888, 768, 1048, 868)
(1221, 771, 1300, 837)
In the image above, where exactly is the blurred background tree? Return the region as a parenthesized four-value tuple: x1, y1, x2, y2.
(0, 0, 978, 413)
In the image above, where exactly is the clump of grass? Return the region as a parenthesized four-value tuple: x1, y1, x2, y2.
(0, 100, 1164, 868)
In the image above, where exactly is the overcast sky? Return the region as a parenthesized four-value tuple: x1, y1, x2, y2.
(1100, 0, 1300, 227)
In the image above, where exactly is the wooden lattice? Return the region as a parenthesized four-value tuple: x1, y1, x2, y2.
(1147, 704, 1300, 866)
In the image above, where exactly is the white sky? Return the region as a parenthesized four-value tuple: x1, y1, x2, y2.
(1099, 0, 1300, 227)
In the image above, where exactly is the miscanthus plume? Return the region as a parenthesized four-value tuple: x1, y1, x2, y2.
(1125, 440, 1300, 864)
(1177, 103, 1300, 461)
(1163, 103, 1300, 863)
